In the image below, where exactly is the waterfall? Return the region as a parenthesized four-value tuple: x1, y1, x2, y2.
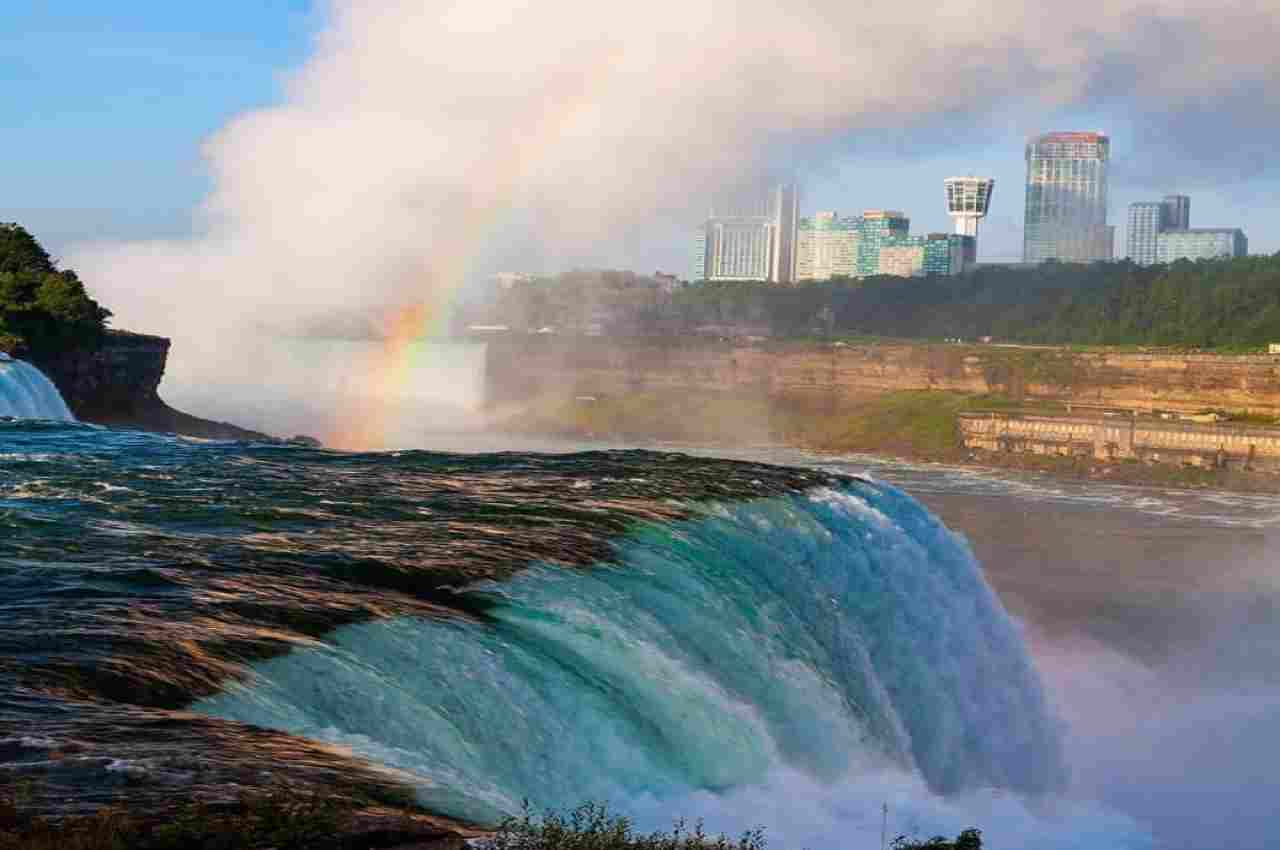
(197, 483, 1080, 841)
(0, 356, 75, 421)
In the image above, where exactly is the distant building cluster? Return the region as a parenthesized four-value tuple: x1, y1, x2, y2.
(693, 180, 985, 283)
(1126, 195, 1247, 265)
(684, 129, 1254, 285)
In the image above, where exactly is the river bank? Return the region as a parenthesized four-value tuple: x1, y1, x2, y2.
(494, 389, 1280, 494)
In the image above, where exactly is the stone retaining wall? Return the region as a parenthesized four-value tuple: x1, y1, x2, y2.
(958, 412, 1280, 470)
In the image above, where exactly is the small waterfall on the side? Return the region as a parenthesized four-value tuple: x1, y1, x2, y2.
(0, 355, 75, 421)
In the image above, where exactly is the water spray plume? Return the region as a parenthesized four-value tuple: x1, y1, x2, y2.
(65, 0, 1280, 442)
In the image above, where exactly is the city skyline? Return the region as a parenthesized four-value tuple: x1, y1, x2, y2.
(4, 2, 1279, 339)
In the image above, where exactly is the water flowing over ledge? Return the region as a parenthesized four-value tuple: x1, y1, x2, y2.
(0, 357, 74, 421)
(1, 426, 1152, 847)
(197, 484, 1067, 827)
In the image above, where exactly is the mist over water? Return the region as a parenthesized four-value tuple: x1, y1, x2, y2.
(63, 0, 1280, 421)
(160, 338, 488, 445)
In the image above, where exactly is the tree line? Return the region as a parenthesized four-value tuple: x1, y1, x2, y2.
(469, 254, 1280, 349)
(0, 224, 111, 355)
(670, 254, 1280, 347)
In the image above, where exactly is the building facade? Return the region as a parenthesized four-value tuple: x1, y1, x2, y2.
(1156, 229, 1248, 263)
(1125, 193, 1246, 266)
(944, 177, 994, 238)
(1126, 202, 1162, 266)
(1023, 132, 1114, 264)
(857, 210, 910, 277)
(795, 212, 860, 281)
(876, 233, 973, 278)
(1161, 194, 1191, 231)
(691, 181, 799, 283)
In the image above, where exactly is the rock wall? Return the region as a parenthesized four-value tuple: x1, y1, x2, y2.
(30, 330, 269, 440)
(485, 337, 1280, 415)
(32, 330, 170, 420)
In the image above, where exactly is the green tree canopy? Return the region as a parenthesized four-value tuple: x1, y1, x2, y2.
(0, 223, 110, 354)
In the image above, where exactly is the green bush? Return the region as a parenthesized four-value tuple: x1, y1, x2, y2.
(0, 223, 111, 355)
(480, 801, 767, 850)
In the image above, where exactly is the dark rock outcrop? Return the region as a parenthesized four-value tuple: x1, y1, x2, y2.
(31, 329, 273, 441)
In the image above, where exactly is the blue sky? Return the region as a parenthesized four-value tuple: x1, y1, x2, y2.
(0, 2, 318, 257)
(2, 2, 1275, 269)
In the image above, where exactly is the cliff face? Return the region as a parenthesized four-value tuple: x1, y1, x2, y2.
(30, 330, 270, 441)
(485, 336, 1280, 416)
(33, 330, 170, 419)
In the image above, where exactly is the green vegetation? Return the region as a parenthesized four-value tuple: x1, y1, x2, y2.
(480, 801, 766, 850)
(502, 390, 1045, 460)
(668, 256, 1280, 348)
(891, 830, 983, 850)
(480, 801, 979, 850)
(2, 793, 985, 850)
(0, 224, 111, 356)
(471, 255, 1280, 350)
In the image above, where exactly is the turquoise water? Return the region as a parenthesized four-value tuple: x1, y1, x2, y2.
(1, 418, 1152, 847)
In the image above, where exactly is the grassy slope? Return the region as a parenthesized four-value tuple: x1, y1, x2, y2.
(500, 390, 1067, 460)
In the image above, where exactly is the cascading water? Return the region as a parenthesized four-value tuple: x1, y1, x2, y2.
(0, 356, 74, 421)
(1, 436, 1155, 849)
(197, 482, 1074, 840)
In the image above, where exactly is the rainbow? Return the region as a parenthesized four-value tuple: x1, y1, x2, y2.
(323, 47, 624, 451)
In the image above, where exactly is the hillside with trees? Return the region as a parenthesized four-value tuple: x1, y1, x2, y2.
(471, 254, 1280, 350)
(0, 223, 112, 355)
(670, 254, 1280, 347)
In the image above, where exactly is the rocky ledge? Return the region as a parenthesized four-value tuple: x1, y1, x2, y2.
(30, 329, 274, 441)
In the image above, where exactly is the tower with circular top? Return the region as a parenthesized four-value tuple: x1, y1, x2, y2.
(944, 176, 994, 238)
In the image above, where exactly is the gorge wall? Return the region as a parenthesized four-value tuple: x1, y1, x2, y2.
(30, 330, 269, 440)
(32, 330, 171, 421)
(485, 337, 1280, 416)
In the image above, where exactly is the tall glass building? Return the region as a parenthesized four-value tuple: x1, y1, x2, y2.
(691, 182, 799, 283)
(1126, 202, 1162, 265)
(1023, 132, 1114, 263)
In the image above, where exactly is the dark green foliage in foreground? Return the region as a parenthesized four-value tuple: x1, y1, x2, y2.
(671, 255, 1280, 348)
(480, 801, 767, 850)
(0, 223, 111, 355)
(892, 828, 983, 849)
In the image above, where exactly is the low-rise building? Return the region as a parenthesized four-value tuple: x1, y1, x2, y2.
(1156, 228, 1248, 263)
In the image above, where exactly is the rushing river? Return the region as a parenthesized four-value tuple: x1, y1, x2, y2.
(4, 418, 1278, 848)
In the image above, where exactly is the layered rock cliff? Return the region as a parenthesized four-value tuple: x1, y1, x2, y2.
(485, 336, 1280, 417)
(30, 330, 270, 440)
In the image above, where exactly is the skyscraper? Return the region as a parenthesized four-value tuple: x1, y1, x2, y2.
(691, 181, 799, 283)
(1023, 132, 1113, 263)
(1126, 202, 1162, 266)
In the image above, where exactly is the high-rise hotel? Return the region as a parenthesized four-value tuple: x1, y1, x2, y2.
(691, 182, 799, 283)
(1023, 132, 1114, 264)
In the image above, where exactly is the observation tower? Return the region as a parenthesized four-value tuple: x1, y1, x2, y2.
(944, 176, 994, 238)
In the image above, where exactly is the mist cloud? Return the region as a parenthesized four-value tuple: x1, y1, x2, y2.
(67, 0, 1280, 429)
